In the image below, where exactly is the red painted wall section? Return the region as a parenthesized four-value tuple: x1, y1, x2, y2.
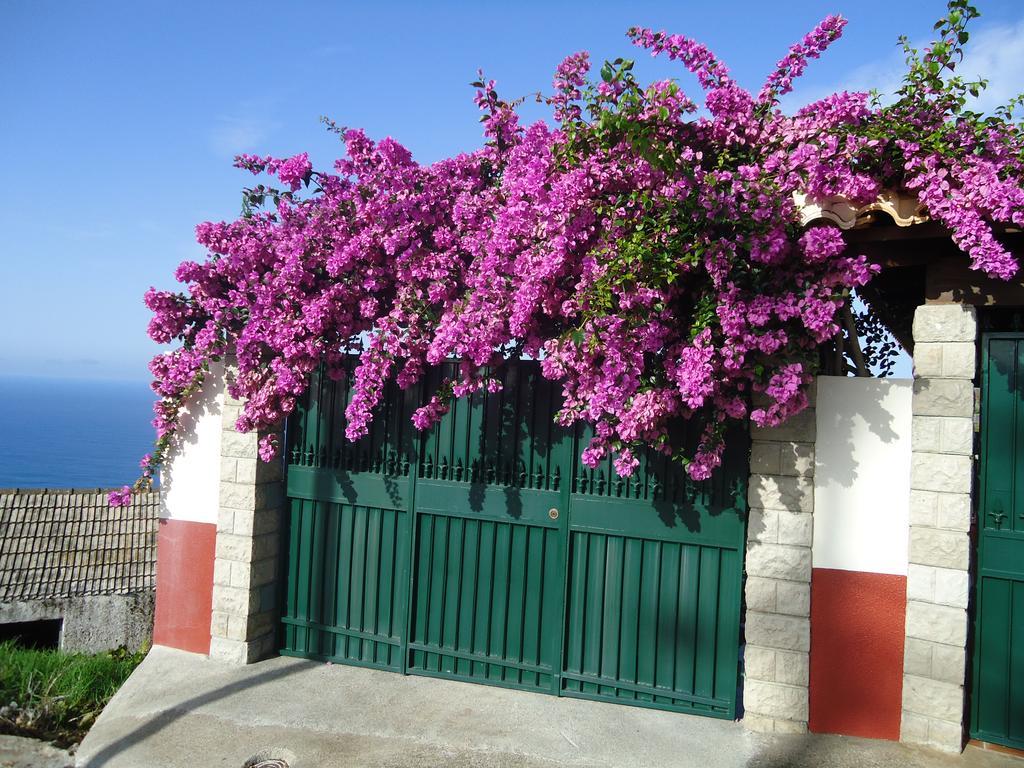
(153, 518, 216, 654)
(809, 567, 907, 740)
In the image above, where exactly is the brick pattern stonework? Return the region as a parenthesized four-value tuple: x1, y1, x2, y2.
(743, 388, 815, 734)
(902, 304, 976, 752)
(208, 388, 285, 664)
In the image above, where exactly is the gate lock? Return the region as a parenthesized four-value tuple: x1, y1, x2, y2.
(548, 508, 559, 520)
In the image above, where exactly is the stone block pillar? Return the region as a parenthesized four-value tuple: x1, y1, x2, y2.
(742, 388, 815, 734)
(901, 304, 976, 752)
(208, 387, 285, 664)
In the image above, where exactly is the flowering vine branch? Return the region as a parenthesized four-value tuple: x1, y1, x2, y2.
(110, 0, 1024, 505)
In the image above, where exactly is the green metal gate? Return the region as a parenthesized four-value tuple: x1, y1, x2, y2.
(281, 360, 748, 718)
(972, 333, 1024, 750)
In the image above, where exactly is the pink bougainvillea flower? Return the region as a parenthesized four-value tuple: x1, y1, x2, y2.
(122, 4, 1024, 500)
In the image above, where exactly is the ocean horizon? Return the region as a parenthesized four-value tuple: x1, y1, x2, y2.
(0, 375, 158, 489)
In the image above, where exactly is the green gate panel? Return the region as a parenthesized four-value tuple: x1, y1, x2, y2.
(407, 361, 571, 692)
(281, 358, 748, 719)
(280, 497, 408, 671)
(562, 529, 739, 716)
(280, 363, 415, 672)
(408, 505, 562, 691)
(972, 334, 1024, 749)
(416, 360, 569, 494)
(561, 424, 746, 719)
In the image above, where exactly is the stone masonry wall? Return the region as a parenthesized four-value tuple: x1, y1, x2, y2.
(208, 383, 286, 665)
(743, 386, 815, 733)
(901, 304, 976, 752)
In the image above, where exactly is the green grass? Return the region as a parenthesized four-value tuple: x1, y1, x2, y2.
(0, 641, 146, 746)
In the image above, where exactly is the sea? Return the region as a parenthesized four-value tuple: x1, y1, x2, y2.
(0, 376, 157, 489)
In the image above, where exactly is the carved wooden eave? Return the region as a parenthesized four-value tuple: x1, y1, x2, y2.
(796, 189, 929, 230)
(796, 190, 931, 365)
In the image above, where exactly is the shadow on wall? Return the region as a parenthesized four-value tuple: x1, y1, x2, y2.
(815, 377, 901, 490)
(159, 364, 224, 516)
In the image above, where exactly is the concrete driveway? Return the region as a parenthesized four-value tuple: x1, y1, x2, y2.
(75, 646, 1020, 768)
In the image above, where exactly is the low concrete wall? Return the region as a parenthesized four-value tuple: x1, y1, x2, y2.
(0, 592, 154, 653)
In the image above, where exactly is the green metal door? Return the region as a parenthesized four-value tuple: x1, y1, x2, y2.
(281, 366, 416, 671)
(407, 362, 569, 692)
(972, 333, 1024, 749)
(281, 359, 747, 719)
(563, 424, 747, 717)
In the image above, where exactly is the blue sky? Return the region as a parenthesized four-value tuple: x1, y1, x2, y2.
(2, 1, 1023, 381)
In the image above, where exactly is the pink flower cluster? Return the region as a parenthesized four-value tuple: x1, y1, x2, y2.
(111, 8, 1024, 506)
(234, 152, 313, 191)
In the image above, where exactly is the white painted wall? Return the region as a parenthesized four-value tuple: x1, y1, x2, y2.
(813, 376, 913, 576)
(159, 363, 224, 524)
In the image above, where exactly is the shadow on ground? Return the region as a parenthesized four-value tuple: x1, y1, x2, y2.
(76, 647, 1023, 768)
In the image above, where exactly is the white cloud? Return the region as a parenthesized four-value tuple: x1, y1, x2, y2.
(957, 17, 1024, 112)
(783, 17, 1024, 114)
(209, 114, 278, 157)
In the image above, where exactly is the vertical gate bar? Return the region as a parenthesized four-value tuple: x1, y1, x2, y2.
(651, 541, 665, 703)
(474, 521, 495, 678)
(1010, 582, 1023, 742)
(492, 522, 512, 681)
(564, 531, 588, 695)
(508, 523, 528, 685)
(552, 419, 574, 696)
(322, 502, 341, 658)
(677, 544, 699, 696)
(400, 382, 421, 674)
(600, 535, 624, 694)
(296, 499, 313, 655)
(635, 540, 658, 702)
(306, 367, 320, 465)
(694, 547, 721, 709)
(978, 578, 1011, 736)
(1013, 338, 1022, 540)
(377, 507, 396, 663)
(438, 376, 455, 477)
(444, 516, 466, 665)
(386, 509, 400, 667)
(656, 542, 679, 702)
(497, 366, 514, 484)
(416, 513, 436, 670)
(338, 504, 355, 659)
(456, 518, 478, 677)
(522, 525, 543, 686)
(541, 528, 557, 687)
(451, 392, 469, 483)
(463, 518, 482, 672)
(483, 522, 501, 680)
(285, 498, 303, 653)
(1003, 337, 1018, 740)
(307, 501, 327, 658)
(582, 534, 606, 695)
(351, 506, 368, 660)
(432, 512, 449, 668)
(364, 507, 383, 662)
(619, 537, 638, 702)
(712, 549, 729, 708)
(483, 374, 501, 480)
